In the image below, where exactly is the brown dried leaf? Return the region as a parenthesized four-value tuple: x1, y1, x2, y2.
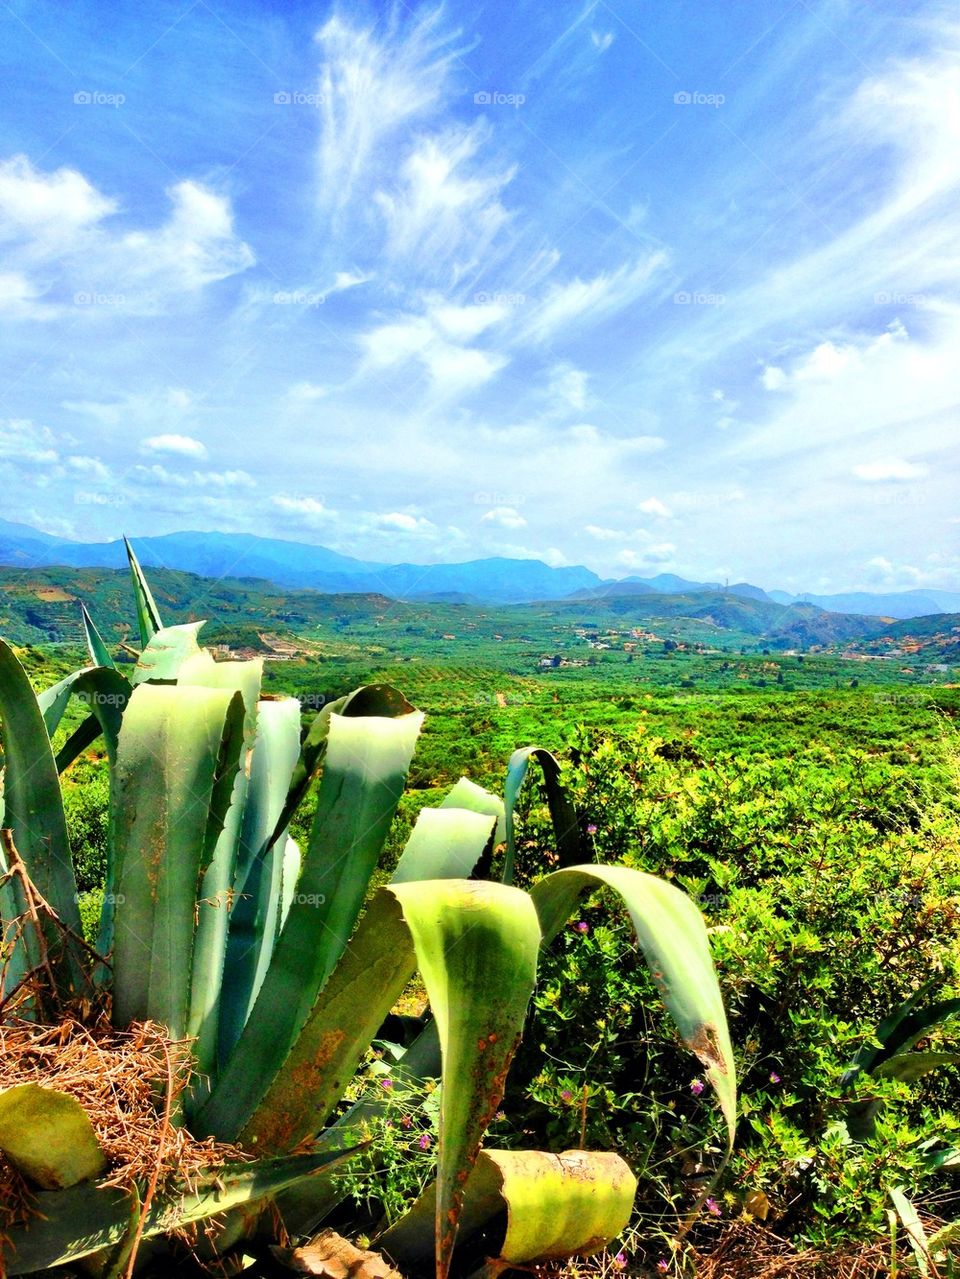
(272, 1228, 404, 1279)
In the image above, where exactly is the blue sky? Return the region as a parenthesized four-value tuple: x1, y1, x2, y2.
(1, 0, 957, 591)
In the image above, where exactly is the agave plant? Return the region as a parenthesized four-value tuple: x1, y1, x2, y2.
(0, 543, 736, 1277)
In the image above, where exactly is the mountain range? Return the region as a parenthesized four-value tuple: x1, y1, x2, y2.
(0, 519, 957, 618)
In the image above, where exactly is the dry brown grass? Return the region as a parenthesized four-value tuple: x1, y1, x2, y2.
(0, 1015, 250, 1234)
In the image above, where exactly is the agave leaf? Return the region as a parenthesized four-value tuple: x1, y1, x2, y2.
(55, 713, 104, 773)
(889, 1186, 931, 1277)
(0, 639, 82, 969)
(531, 865, 736, 1153)
(178, 655, 263, 1083)
(219, 697, 303, 1064)
(111, 683, 246, 1037)
(392, 807, 498, 882)
(503, 746, 584, 885)
(392, 880, 540, 1279)
(843, 984, 960, 1084)
(131, 622, 205, 685)
(267, 684, 415, 858)
(382, 1148, 636, 1268)
(440, 777, 506, 844)
(196, 707, 423, 1139)
(0, 1148, 363, 1275)
(37, 667, 95, 738)
(873, 1052, 960, 1083)
(280, 835, 300, 930)
(124, 536, 162, 648)
(0, 1084, 106, 1188)
(71, 670, 131, 767)
(81, 602, 116, 669)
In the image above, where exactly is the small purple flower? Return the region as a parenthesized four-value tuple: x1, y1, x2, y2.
(561, 1089, 574, 1102)
(380, 1078, 393, 1090)
(418, 1133, 431, 1150)
(574, 921, 589, 933)
(657, 1262, 669, 1273)
(612, 1251, 627, 1270)
(586, 824, 598, 835)
(705, 1197, 721, 1217)
(400, 1114, 413, 1129)
(690, 1078, 705, 1097)
(769, 1071, 781, 1084)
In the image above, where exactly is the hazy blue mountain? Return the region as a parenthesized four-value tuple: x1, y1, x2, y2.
(0, 520, 954, 614)
(0, 524, 601, 604)
(773, 588, 960, 619)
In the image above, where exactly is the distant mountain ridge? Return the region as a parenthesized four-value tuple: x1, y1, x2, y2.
(0, 519, 956, 617)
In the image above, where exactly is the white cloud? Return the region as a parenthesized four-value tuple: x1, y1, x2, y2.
(67, 455, 109, 480)
(481, 506, 527, 529)
(638, 497, 672, 518)
(361, 310, 507, 395)
(141, 433, 207, 459)
(853, 459, 929, 482)
(520, 253, 669, 344)
(316, 9, 464, 214)
(375, 124, 515, 281)
(548, 364, 589, 412)
(0, 154, 116, 247)
(0, 159, 253, 315)
(132, 464, 255, 489)
(0, 419, 58, 463)
(375, 511, 436, 534)
(288, 382, 329, 402)
(761, 365, 787, 390)
(271, 495, 334, 524)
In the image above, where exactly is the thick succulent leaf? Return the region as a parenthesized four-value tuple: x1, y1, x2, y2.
(124, 536, 162, 648)
(394, 880, 540, 1279)
(531, 865, 736, 1152)
(37, 667, 95, 739)
(889, 1187, 931, 1277)
(844, 993, 960, 1084)
(0, 1084, 106, 1188)
(383, 1148, 636, 1267)
(0, 639, 82, 957)
(70, 670, 131, 767)
(0, 1148, 362, 1275)
(440, 777, 506, 844)
(268, 684, 415, 857)
(392, 807, 498, 883)
(241, 811, 494, 1153)
(219, 697, 303, 1063)
(111, 683, 245, 1037)
(178, 655, 263, 1082)
(81, 602, 116, 669)
(503, 746, 584, 884)
(874, 1052, 960, 1083)
(196, 708, 423, 1139)
(55, 713, 103, 773)
(131, 622, 205, 685)
(280, 835, 300, 930)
